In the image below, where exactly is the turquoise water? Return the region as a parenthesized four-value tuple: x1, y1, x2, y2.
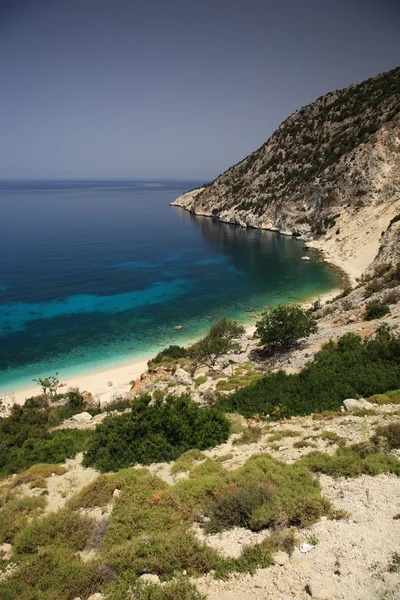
(0, 180, 341, 392)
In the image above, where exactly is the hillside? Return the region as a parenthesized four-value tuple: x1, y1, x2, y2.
(171, 67, 400, 282)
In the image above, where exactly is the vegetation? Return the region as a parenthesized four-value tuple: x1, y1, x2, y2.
(217, 327, 400, 418)
(147, 345, 188, 370)
(83, 394, 230, 472)
(188, 318, 245, 367)
(300, 443, 400, 478)
(32, 373, 61, 397)
(365, 299, 390, 320)
(256, 305, 317, 352)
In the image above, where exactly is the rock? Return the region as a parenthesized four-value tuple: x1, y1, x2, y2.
(174, 325, 182, 330)
(229, 353, 248, 365)
(0, 543, 13, 560)
(81, 391, 97, 408)
(301, 256, 311, 261)
(112, 488, 121, 498)
(87, 594, 105, 600)
(174, 368, 193, 386)
(272, 550, 289, 566)
(139, 573, 161, 584)
(307, 578, 339, 599)
(343, 398, 374, 411)
(70, 412, 93, 423)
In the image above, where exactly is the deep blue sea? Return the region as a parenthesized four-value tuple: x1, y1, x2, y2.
(0, 180, 341, 392)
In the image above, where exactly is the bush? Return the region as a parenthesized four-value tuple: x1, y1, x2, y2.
(365, 300, 390, 320)
(204, 454, 329, 532)
(83, 394, 230, 472)
(256, 305, 317, 351)
(217, 328, 400, 419)
(147, 345, 188, 370)
(372, 423, 400, 450)
(300, 445, 400, 477)
(188, 318, 245, 367)
(14, 508, 94, 554)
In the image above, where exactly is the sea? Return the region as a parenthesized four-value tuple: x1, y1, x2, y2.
(0, 180, 341, 393)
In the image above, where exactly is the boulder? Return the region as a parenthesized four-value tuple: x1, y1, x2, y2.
(71, 412, 93, 423)
(87, 594, 105, 600)
(343, 398, 374, 412)
(301, 256, 311, 261)
(0, 543, 13, 560)
(307, 578, 339, 599)
(174, 368, 193, 386)
(81, 391, 97, 408)
(139, 573, 160, 584)
(229, 353, 248, 365)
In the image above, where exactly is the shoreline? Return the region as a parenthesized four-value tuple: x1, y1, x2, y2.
(1, 281, 341, 408)
(1, 204, 346, 409)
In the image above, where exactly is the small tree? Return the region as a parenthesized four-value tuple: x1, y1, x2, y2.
(256, 305, 317, 352)
(189, 318, 245, 367)
(32, 373, 60, 397)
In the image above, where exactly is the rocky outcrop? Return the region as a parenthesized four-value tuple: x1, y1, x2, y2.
(171, 67, 400, 281)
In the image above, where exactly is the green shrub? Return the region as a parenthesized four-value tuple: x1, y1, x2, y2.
(300, 445, 400, 477)
(0, 400, 93, 477)
(217, 328, 400, 419)
(0, 546, 101, 600)
(171, 450, 207, 475)
(14, 508, 94, 554)
(266, 430, 301, 442)
(83, 394, 230, 472)
(233, 427, 263, 445)
(372, 423, 400, 450)
(256, 305, 317, 351)
(204, 454, 329, 532)
(365, 300, 390, 320)
(194, 376, 208, 388)
(120, 577, 206, 600)
(367, 393, 392, 405)
(0, 494, 46, 544)
(9, 464, 68, 488)
(147, 345, 188, 370)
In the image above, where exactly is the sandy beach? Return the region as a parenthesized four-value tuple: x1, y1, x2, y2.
(0, 281, 340, 409)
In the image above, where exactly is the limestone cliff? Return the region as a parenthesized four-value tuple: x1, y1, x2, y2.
(171, 67, 400, 282)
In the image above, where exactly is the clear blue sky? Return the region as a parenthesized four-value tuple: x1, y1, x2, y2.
(1, 0, 399, 180)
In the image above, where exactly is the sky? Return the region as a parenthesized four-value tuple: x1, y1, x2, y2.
(0, 0, 399, 181)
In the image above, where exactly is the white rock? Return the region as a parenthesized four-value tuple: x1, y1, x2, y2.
(272, 550, 290, 565)
(173, 368, 193, 386)
(71, 411, 93, 423)
(139, 573, 161, 584)
(301, 256, 311, 261)
(112, 488, 121, 498)
(343, 398, 373, 411)
(0, 543, 13, 560)
(87, 594, 105, 600)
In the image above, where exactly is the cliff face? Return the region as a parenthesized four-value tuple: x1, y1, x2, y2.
(172, 67, 400, 281)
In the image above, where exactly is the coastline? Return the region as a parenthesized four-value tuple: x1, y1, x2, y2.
(2, 280, 340, 408)
(1, 202, 348, 408)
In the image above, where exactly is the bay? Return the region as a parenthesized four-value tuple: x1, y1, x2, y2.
(0, 180, 340, 391)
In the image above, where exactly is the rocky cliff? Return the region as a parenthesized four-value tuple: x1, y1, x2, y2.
(171, 67, 400, 282)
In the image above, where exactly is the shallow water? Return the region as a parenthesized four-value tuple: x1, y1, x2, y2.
(0, 180, 340, 390)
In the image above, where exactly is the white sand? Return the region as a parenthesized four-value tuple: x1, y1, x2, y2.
(1, 358, 149, 407)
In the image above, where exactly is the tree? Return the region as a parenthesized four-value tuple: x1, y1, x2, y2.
(189, 318, 245, 367)
(256, 305, 317, 352)
(32, 373, 60, 397)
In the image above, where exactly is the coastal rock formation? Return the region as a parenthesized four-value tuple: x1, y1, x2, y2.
(171, 67, 400, 282)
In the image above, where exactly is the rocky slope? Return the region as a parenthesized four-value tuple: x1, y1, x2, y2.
(171, 67, 400, 282)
